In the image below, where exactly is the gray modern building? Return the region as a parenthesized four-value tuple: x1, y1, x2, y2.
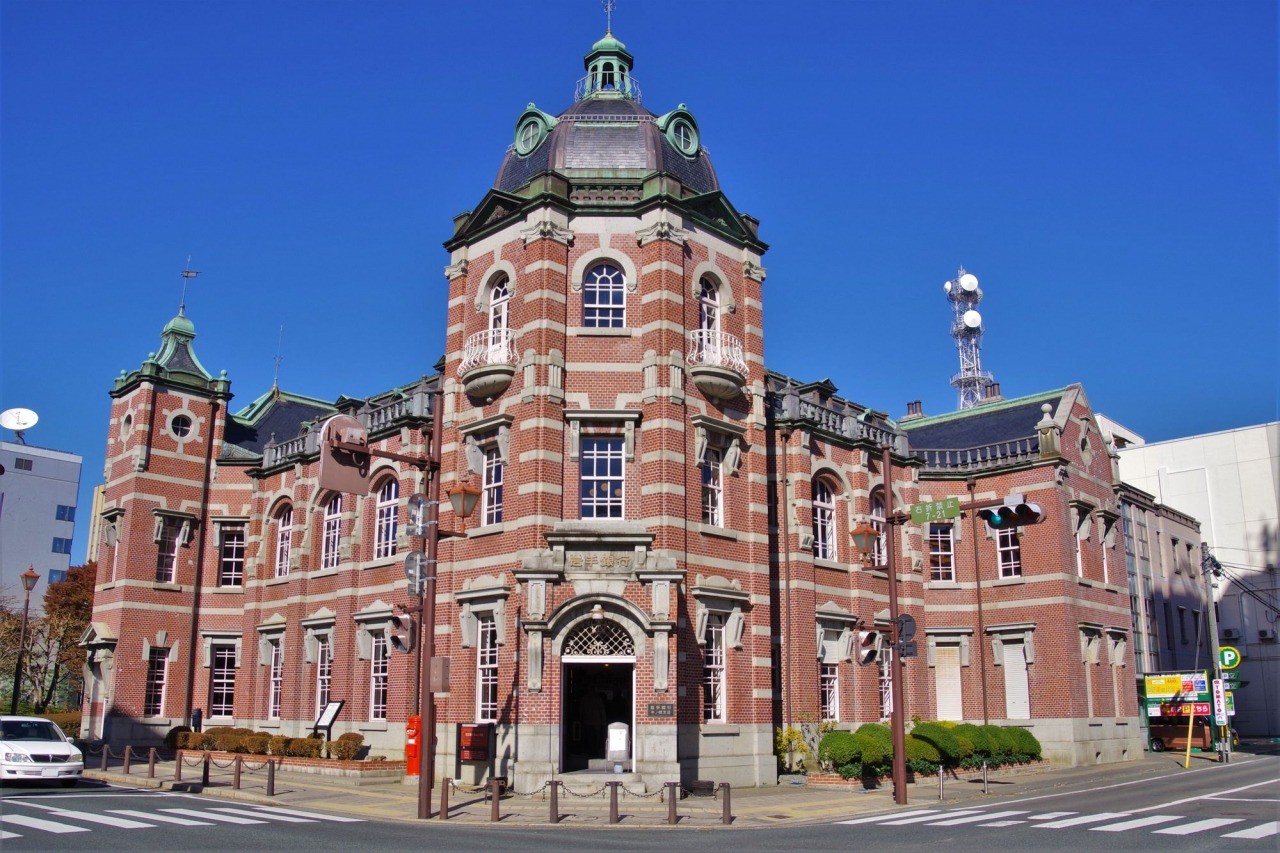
(0, 440, 83, 604)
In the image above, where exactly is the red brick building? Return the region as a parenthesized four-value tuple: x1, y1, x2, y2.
(82, 31, 1141, 788)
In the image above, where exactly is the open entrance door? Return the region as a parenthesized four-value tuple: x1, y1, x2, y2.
(561, 662, 634, 772)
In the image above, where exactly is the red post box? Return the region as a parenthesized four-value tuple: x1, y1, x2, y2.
(405, 714, 421, 776)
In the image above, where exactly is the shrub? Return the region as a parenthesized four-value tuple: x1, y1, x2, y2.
(242, 733, 271, 755)
(269, 735, 290, 756)
(911, 722, 964, 765)
(166, 726, 193, 749)
(837, 762, 863, 780)
(207, 729, 244, 752)
(979, 724, 1017, 763)
(337, 732, 365, 746)
(904, 734, 941, 771)
(47, 711, 82, 736)
(1005, 727, 1042, 760)
(855, 733, 890, 776)
(855, 723, 892, 746)
(818, 731, 860, 769)
(183, 732, 209, 751)
(954, 723, 994, 757)
(327, 739, 361, 761)
(287, 737, 323, 758)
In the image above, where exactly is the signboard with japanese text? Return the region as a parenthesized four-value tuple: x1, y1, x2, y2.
(910, 498, 961, 524)
(1212, 678, 1229, 725)
(1144, 672, 1209, 700)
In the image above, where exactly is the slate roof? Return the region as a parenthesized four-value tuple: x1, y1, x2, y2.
(221, 390, 335, 460)
(495, 97, 719, 195)
(901, 389, 1065, 451)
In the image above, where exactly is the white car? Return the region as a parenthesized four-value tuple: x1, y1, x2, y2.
(0, 715, 83, 787)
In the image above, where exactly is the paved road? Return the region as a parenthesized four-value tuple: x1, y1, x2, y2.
(5, 754, 1275, 851)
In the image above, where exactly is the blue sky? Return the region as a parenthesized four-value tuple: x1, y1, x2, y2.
(2, 0, 1276, 565)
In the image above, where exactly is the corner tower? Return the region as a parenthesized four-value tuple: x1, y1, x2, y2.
(438, 29, 775, 789)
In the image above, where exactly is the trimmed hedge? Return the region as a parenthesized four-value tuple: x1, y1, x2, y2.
(824, 720, 1042, 778)
(910, 722, 966, 763)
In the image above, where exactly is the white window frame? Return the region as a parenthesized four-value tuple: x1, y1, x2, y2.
(370, 633, 389, 721)
(703, 612, 727, 723)
(321, 494, 342, 570)
(582, 263, 626, 328)
(580, 436, 625, 519)
(997, 527, 1022, 578)
(144, 647, 168, 717)
(701, 445, 724, 527)
(274, 507, 293, 578)
(315, 634, 332, 716)
(476, 614, 498, 723)
(482, 444, 503, 526)
(218, 524, 245, 587)
(878, 648, 893, 720)
(155, 518, 181, 583)
(929, 523, 955, 582)
(812, 479, 836, 561)
(210, 644, 237, 717)
(489, 276, 510, 332)
(374, 479, 399, 559)
(870, 491, 887, 567)
(820, 662, 839, 723)
(267, 638, 284, 720)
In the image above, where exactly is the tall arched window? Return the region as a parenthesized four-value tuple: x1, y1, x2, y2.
(374, 478, 399, 559)
(870, 490, 887, 567)
(813, 479, 836, 561)
(274, 506, 293, 578)
(321, 494, 342, 570)
(583, 263, 626, 328)
(698, 276, 720, 334)
(489, 276, 509, 332)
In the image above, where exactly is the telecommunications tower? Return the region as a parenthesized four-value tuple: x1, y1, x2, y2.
(944, 269, 994, 410)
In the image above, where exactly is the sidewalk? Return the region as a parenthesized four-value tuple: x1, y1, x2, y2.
(83, 756, 1055, 829)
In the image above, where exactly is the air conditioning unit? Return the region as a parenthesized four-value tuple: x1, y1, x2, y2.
(1222, 628, 1242, 641)
(1259, 628, 1277, 642)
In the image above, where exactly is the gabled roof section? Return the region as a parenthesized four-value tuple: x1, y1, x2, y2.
(679, 191, 766, 250)
(901, 387, 1069, 450)
(447, 188, 535, 246)
(223, 388, 336, 458)
(111, 310, 232, 400)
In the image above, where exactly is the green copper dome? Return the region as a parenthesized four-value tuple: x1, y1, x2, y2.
(592, 32, 626, 53)
(163, 310, 195, 337)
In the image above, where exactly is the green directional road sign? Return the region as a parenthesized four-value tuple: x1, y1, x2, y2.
(1219, 645, 1243, 670)
(911, 497, 961, 525)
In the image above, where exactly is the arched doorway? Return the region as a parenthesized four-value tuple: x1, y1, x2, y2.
(560, 618, 635, 772)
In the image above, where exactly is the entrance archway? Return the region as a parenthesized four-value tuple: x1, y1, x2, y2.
(559, 618, 635, 772)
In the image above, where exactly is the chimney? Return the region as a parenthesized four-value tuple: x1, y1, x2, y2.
(984, 382, 1003, 402)
(900, 400, 925, 422)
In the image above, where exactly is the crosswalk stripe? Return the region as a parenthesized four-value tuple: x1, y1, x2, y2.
(210, 807, 316, 823)
(1221, 821, 1279, 840)
(159, 808, 267, 825)
(1035, 812, 1130, 828)
(837, 809, 941, 825)
(1152, 818, 1243, 835)
(1030, 811, 1077, 820)
(882, 809, 985, 825)
(980, 819, 1027, 827)
(0, 814, 91, 834)
(928, 810, 1028, 826)
(108, 809, 214, 826)
(46, 809, 155, 829)
(1, 830, 22, 840)
(1091, 815, 1183, 832)
(245, 805, 364, 823)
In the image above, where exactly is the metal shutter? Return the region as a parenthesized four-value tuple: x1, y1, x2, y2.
(934, 645, 963, 721)
(1003, 641, 1030, 720)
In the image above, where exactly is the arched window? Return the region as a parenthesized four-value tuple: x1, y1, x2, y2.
(274, 506, 293, 578)
(583, 263, 626, 328)
(321, 494, 342, 570)
(374, 478, 399, 559)
(870, 490, 887, 567)
(812, 479, 837, 561)
(489, 276, 509, 332)
(698, 276, 720, 334)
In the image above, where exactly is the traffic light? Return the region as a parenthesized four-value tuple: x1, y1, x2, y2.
(390, 613, 416, 654)
(978, 494, 1045, 530)
(855, 630, 880, 665)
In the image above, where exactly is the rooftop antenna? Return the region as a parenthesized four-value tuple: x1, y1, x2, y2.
(603, 0, 615, 33)
(943, 268, 995, 409)
(272, 325, 285, 395)
(179, 256, 200, 315)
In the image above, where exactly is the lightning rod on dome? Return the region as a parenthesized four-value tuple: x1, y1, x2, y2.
(944, 267, 996, 410)
(179, 256, 200, 316)
(603, 0, 615, 34)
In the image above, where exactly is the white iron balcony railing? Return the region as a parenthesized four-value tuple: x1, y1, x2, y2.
(459, 328, 518, 375)
(687, 329, 748, 376)
(574, 74, 643, 103)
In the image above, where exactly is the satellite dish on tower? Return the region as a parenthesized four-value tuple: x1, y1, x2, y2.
(962, 309, 983, 329)
(959, 273, 979, 292)
(1, 408, 39, 444)
(943, 281, 953, 294)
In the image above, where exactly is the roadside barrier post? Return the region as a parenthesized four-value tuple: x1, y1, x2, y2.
(720, 782, 732, 825)
(266, 759, 276, 796)
(233, 755, 243, 789)
(100, 747, 109, 771)
(148, 747, 157, 778)
(666, 781, 678, 824)
(439, 779, 450, 820)
(489, 778, 502, 822)
(175, 749, 183, 781)
(938, 765, 944, 800)
(548, 780, 560, 824)
(201, 753, 210, 786)
(982, 760, 989, 794)
(608, 780, 621, 824)
(123, 745, 132, 775)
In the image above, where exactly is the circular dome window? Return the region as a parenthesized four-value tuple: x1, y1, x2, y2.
(515, 116, 547, 156)
(666, 118, 699, 156)
(170, 414, 193, 439)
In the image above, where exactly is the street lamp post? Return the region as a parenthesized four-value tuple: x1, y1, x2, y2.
(850, 444, 909, 805)
(9, 566, 41, 714)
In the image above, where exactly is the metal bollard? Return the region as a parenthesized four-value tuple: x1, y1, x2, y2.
(100, 746, 109, 771)
(175, 749, 183, 781)
(266, 759, 276, 796)
(982, 760, 988, 794)
(720, 782, 732, 825)
(548, 780, 560, 824)
(608, 780, 620, 824)
(938, 765, 944, 800)
(489, 777, 502, 822)
(201, 753, 210, 786)
(123, 745, 132, 775)
(440, 778, 450, 820)
(666, 781, 678, 825)
(233, 755, 242, 789)
(148, 748, 157, 778)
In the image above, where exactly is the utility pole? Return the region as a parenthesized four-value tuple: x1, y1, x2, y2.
(1202, 544, 1228, 761)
